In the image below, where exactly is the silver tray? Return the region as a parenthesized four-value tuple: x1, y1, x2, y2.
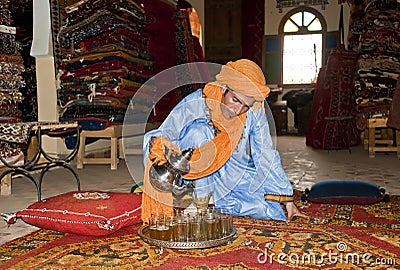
(138, 225, 236, 249)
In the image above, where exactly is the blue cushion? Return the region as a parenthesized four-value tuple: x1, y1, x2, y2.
(302, 180, 388, 204)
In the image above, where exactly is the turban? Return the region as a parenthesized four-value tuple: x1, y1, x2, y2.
(216, 59, 270, 102)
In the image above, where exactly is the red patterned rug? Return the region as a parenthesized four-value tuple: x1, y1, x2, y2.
(1, 196, 399, 269)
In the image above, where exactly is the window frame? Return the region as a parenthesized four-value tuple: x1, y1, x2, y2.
(262, 7, 337, 88)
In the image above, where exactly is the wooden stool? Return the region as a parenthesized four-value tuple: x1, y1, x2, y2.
(77, 125, 122, 170)
(366, 118, 400, 158)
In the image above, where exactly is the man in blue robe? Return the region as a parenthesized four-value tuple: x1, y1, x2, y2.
(142, 59, 306, 222)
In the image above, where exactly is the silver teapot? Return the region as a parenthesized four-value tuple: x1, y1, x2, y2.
(149, 146, 194, 194)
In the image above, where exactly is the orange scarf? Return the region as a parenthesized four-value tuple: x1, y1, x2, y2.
(141, 83, 246, 222)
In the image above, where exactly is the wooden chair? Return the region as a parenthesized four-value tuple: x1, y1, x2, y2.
(77, 125, 122, 170)
(365, 117, 400, 158)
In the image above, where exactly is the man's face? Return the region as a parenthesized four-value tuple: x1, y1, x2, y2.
(220, 86, 256, 119)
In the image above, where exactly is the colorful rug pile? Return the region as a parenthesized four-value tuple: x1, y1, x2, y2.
(1, 196, 399, 269)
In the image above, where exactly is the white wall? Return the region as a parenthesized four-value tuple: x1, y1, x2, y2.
(35, 57, 68, 154)
(189, 0, 350, 45)
(32, 0, 68, 155)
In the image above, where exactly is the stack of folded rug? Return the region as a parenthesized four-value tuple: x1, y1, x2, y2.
(352, 0, 400, 123)
(55, 0, 195, 134)
(0, 0, 24, 123)
(57, 0, 155, 130)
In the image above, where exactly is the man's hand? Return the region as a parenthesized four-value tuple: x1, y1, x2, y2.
(149, 136, 158, 152)
(286, 202, 308, 222)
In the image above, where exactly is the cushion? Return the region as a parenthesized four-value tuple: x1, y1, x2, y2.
(302, 181, 388, 205)
(12, 191, 142, 236)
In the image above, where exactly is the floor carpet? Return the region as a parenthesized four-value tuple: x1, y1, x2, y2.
(1, 196, 399, 269)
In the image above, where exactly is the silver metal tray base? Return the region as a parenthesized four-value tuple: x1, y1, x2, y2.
(138, 225, 236, 249)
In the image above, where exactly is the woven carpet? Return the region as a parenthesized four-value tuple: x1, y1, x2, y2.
(306, 46, 361, 150)
(1, 196, 399, 269)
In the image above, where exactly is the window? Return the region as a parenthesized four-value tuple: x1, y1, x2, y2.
(281, 8, 325, 85)
(263, 7, 337, 86)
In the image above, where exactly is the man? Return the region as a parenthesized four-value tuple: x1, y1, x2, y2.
(141, 59, 306, 223)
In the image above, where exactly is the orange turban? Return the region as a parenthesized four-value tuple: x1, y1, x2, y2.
(216, 59, 270, 102)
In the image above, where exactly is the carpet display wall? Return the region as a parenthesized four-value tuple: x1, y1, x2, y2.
(352, 0, 400, 125)
(0, 0, 24, 124)
(52, 0, 197, 134)
(56, 0, 156, 129)
(0, 0, 30, 165)
(0, 0, 37, 123)
(9, 0, 37, 122)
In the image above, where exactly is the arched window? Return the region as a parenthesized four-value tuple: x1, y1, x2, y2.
(263, 7, 337, 86)
(280, 7, 326, 85)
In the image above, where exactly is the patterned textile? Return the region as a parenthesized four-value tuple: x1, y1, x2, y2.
(69, 32, 153, 61)
(175, 9, 195, 65)
(174, 9, 197, 99)
(352, 0, 400, 123)
(141, 1, 183, 122)
(141, 0, 178, 73)
(63, 0, 149, 27)
(1, 194, 399, 269)
(0, 122, 76, 144)
(18, 50, 38, 122)
(59, 98, 128, 124)
(0, 122, 35, 144)
(59, 58, 152, 79)
(347, 0, 366, 51)
(306, 47, 361, 149)
(242, 0, 265, 66)
(8, 0, 42, 122)
(50, 0, 195, 137)
(58, 10, 146, 49)
(62, 50, 153, 70)
(0, 0, 25, 123)
(51, 0, 155, 135)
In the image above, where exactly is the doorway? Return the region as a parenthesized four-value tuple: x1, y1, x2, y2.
(204, 0, 265, 66)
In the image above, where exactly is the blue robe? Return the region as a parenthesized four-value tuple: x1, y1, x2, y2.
(143, 89, 293, 221)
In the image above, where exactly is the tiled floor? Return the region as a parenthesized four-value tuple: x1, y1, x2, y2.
(1, 135, 399, 245)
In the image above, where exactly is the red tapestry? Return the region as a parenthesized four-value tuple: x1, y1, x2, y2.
(306, 46, 361, 150)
